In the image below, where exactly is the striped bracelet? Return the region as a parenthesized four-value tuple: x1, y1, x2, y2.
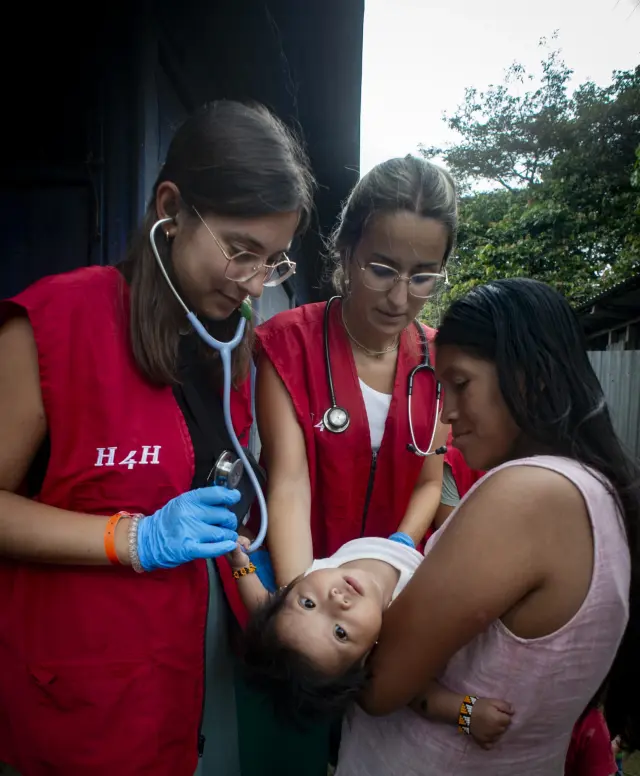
(457, 695, 478, 735)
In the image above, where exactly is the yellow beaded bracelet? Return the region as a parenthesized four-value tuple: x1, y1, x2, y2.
(232, 562, 257, 580)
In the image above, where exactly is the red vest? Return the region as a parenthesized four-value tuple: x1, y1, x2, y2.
(444, 431, 485, 499)
(255, 300, 439, 556)
(0, 267, 251, 776)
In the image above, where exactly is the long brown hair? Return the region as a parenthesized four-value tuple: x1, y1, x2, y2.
(123, 100, 314, 386)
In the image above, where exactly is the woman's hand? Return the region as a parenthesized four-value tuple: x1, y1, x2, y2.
(137, 486, 240, 571)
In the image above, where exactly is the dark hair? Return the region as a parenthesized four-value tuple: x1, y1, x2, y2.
(123, 100, 314, 386)
(436, 277, 640, 750)
(329, 155, 458, 294)
(577, 693, 601, 724)
(242, 582, 369, 728)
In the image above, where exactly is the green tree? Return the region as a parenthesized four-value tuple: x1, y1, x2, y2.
(420, 44, 640, 323)
(421, 42, 574, 192)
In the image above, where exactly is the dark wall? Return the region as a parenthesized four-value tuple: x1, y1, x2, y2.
(0, 0, 364, 302)
(1, 6, 137, 295)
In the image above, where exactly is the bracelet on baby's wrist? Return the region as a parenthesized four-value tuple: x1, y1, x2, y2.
(457, 695, 478, 735)
(232, 562, 257, 580)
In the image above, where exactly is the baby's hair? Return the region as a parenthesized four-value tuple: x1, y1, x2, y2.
(242, 580, 370, 729)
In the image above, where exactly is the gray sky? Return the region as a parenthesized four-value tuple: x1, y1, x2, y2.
(360, 0, 640, 175)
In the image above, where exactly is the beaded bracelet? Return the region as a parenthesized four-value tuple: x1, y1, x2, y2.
(232, 562, 256, 580)
(127, 515, 145, 573)
(457, 694, 478, 735)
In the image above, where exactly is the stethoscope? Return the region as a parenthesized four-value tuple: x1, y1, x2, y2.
(150, 217, 267, 553)
(323, 296, 446, 457)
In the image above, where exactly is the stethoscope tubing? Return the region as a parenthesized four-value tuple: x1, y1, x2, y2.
(150, 218, 267, 553)
(324, 296, 443, 457)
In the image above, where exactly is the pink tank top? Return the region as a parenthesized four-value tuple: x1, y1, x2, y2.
(336, 456, 630, 776)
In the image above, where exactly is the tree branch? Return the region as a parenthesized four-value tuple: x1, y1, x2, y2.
(496, 177, 515, 191)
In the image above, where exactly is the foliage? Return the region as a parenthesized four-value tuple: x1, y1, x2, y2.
(419, 42, 640, 323)
(421, 42, 574, 193)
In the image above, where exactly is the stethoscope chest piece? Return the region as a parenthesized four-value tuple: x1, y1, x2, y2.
(323, 405, 350, 434)
(211, 450, 244, 489)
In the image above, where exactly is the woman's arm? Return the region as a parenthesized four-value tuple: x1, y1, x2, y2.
(396, 420, 449, 544)
(361, 466, 573, 716)
(255, 352, 313, 586)
(0, 317, 131, 564)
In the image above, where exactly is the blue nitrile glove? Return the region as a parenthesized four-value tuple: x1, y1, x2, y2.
(137, 486, 240, 571)
(250, 549, 277, 592)
(388, 531, 416, 549)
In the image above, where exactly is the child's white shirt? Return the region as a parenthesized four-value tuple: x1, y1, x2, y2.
(305, 537, 423, 601)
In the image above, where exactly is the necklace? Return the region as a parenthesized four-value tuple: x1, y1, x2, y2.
(341, 308, 400, 358)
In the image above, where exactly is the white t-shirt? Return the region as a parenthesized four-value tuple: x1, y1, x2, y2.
(359, 379, 392, 452)
(306, 537, 423, 601)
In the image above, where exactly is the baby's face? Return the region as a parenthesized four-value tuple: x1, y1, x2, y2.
(275, 567, 384, 675)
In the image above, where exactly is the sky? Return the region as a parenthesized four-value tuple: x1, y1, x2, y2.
(360, 0, 640, 176)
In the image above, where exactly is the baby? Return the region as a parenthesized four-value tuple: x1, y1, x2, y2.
(229, 535, 514, 748)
